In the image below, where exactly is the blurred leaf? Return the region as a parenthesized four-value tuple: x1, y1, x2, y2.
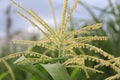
(70, 68, 79, 80)
(108, 0, 116, 16)
(2, 60, 15, 80)
(0, 71, 9, 80)
(78, 1, 99, 22)
(18, 63, 48, 80)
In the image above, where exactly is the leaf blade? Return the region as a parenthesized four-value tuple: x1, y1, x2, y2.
(41, 63, 69, 80)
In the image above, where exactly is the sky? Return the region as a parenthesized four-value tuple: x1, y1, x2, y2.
(0, 0, 115, 38)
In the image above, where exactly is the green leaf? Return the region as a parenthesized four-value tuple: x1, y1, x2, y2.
(70, 68, 79, 80)
(18, 63, 48, 80)
(0, 71, 9, 80)
(41, 63, 70, 80)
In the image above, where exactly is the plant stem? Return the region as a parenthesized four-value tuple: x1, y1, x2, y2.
(58, 45, 62, 63)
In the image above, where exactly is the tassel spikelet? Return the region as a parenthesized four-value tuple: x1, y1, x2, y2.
(66, 65, 104, 74)
(64, 0, 79, 28)
(0, 0, 119, 80)
(0, 51, 51, 62)
(11, 0, 57, 41)
(67, 23, 102, 37)
(75, 36, 108, 43)
(63, 57, 84, 66)
(105, 73, 120, 80)
(80, 23, 102, 31)
(80, 55, 120, 72)
(14, 58, 49, 65)
(84, 44, 114, 59)
(29, 9, 57, 39)
(60, 0, 68, 35)
(48, 0, 58, 30)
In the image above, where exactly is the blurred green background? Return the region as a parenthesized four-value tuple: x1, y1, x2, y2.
(0, 0, 120, 80)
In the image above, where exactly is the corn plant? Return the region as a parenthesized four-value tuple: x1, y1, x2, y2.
(0, 0, 120, 80)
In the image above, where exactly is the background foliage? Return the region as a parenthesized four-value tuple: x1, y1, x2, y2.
(0, 0, 120, 80)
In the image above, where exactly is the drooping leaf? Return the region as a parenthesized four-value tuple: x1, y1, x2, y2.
(17, 63, 48, 80)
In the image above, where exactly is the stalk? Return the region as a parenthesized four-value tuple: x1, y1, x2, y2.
(58, 44, 62, 63)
